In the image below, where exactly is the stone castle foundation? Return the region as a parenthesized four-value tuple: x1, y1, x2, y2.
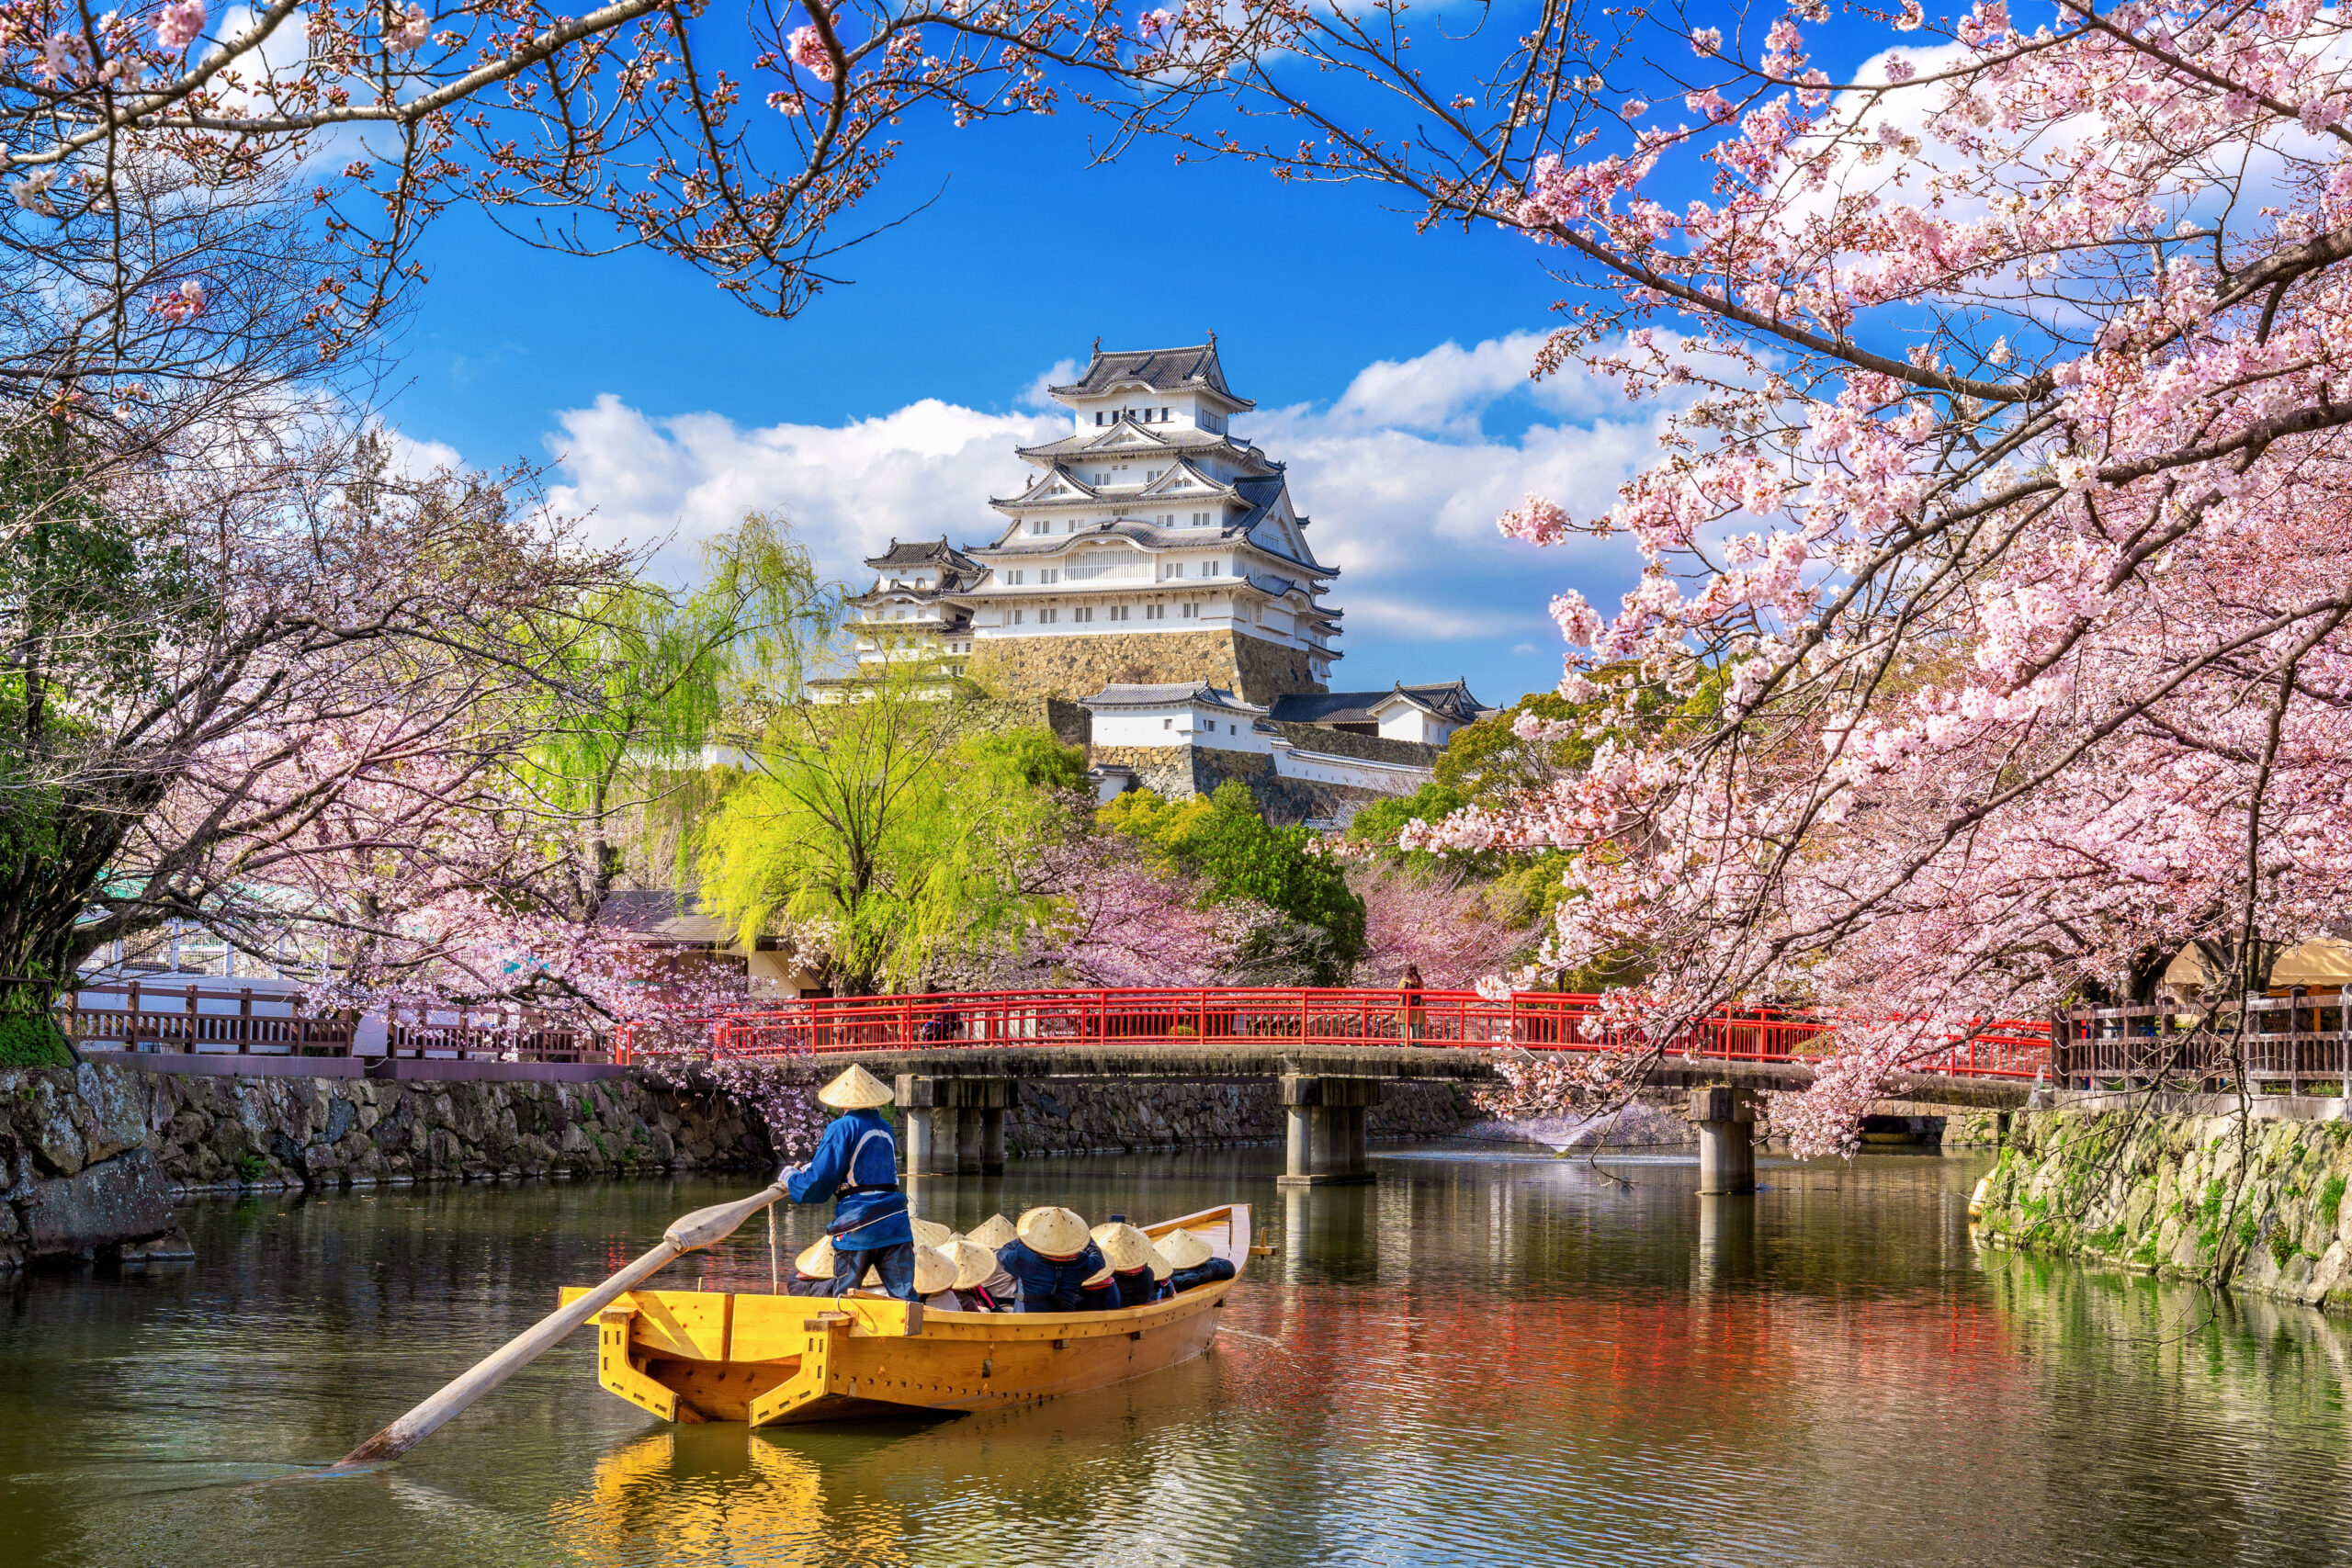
(967, 627, 1320, 706)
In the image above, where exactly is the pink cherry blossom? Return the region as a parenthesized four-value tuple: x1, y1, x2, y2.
(154, 0, 205, 51)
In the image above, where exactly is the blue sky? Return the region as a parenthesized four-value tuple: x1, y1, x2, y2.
(382, 88, 1669, 706)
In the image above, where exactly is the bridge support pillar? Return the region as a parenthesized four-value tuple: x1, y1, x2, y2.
(895, 1076, 1013, 1176)
(1276, 1076, 1379, 1187)
(1688, 1086, 1757, 1195)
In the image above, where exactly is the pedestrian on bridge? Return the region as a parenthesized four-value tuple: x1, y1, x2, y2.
(1397, 964, 1428, 1043)
(781, 1065, 917, 1301)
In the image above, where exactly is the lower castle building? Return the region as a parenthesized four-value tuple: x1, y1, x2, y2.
(838, 338, 1494, 820)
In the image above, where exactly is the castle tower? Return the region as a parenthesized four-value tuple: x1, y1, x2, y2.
(954, 339, 1341, 705)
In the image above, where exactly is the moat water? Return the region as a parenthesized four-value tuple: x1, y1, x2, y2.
(5, 1144, 2350, 1566)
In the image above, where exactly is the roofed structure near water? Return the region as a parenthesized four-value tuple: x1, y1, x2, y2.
(1267, 681, 1492, 747)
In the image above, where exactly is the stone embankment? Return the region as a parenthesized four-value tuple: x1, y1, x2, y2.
(3, 1063, 1477, 1268)
(1001, 1078, 1471, 1156)
(1973, 1105, 2352, 1311)
(1, 1063, 774, 1269)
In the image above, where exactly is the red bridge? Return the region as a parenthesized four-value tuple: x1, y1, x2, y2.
(615, 987, 2052, 1190)
(627, 986, 2054, 1081)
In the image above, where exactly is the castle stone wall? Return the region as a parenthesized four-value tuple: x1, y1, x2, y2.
(967, 628, 1320, 706)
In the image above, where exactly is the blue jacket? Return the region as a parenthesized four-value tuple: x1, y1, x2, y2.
(785, 1108, 911, 1250)
(1170, 1258, 1236, 1294)
(997, 1238, 1108, 1312)
(1112, 1269, 1160, 1308)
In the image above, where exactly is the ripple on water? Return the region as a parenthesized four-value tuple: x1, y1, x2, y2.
(6, 1152, 2352, 1566)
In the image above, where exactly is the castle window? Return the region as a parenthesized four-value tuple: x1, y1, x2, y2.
(1163, 562, 1184, 580)
(1040, 608, 1058, 625)
(1108, 604, 1129, 622)
(1145, 604, 1165, 621)
(1040, 569, 1057, 584)
(1182, 601, 1198, 618)
(1163, 717, 1172, 729)
(1095, 412, 1105, 425)
(1073, 606, 1093, 624)
(1007, 570, 1023, 585)
(1012, 610, 1023, 626)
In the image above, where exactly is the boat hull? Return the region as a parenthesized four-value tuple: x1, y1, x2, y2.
(563, 1202, 1250, 1427)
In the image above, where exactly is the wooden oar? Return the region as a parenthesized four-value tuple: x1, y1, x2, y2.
(331, 1178, 790, 1469)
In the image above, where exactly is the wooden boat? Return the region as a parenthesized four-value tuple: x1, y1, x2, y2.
(560, 1202, 1250, 1427)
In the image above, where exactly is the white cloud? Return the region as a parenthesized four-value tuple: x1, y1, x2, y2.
(537, 333, 1662, 691)
(1021, 357, 1082, 410)
(544, 393, 1058, 586)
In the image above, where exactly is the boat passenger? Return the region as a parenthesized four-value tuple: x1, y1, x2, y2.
(912, 1244, 961, 1312)
(786, 1238, 838, 1297)
(1157, 1226, 1238, 1294)
(945, 1236, 1015, 1311)
(1078, 1261, 1119, 1311)
(996, 1207, 1107, 1313)
(910, 1217, 956, 1249)
(782, 1065, 918, 1301)
(967, 1213, 1017, 1251)
(1091, 1222, 1161, 1308)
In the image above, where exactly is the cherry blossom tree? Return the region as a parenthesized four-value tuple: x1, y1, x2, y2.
(0, 0, 1140, 350)
(1112, 0, 2352, 1148)
(1351, 864, 1533, 992)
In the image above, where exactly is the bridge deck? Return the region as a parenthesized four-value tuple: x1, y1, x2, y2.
(619, 987, 2047, 1109)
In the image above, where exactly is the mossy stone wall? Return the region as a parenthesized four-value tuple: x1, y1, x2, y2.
(1977, 1108, 2352, 1309)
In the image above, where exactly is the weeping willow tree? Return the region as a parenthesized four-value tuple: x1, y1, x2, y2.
(697, 663, 1085, 995)
(510, 513, 835, 922)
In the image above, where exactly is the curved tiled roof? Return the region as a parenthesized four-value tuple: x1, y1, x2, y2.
(1268, 681, 1489, 728)
(1080, 681, 1267, 715)
(865, 537, 981, 573)
(1048, 341, 1254, 411)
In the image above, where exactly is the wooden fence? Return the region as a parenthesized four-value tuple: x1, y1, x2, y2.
(2060, 992, 2352, 1094)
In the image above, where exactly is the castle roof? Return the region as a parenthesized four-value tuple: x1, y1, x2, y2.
(1049, 340, 1254, 412)
(865, 537, 982, 574)
(1267, 681, 1489, 728)
(1014, 422, 1272, 468)
(1080, 681, 1267, 716)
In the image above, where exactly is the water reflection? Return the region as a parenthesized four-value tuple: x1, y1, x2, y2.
(10, 1146, 2352, 1565)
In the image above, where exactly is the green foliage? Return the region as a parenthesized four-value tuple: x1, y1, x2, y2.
(515, 513, 832, 908)
(1169, 784, 1364, 978)
(699, 673, 1084, 993)
(2320, 1174, 2346, 1230)
(0, 1014, 73, 1066)
(1097, 784, 1367, 982)
(234, 1153, 267, 1183)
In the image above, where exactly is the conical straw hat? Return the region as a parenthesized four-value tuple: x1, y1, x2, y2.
(1147, 1244, 1173, 1281)
(967, 1213, 1016, 1250)
(1156, 1227, 1215, 1269)
(1080, 1262, 1114, 1288)
(1091, 1221, 1154, 1273)
(910, 1217, 954, 1248)
(1016, 1206, 1090, 1258)
(794, 1237, 835, 1278)
(818, 1064, 896, 1110)
(912, 1244, 958, 1296)
(945, 1236, 999, 1291)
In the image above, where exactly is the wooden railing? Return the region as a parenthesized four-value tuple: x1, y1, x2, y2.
(63, 983, 354, 1056)
(382, 1001, 601, 1064)
(2059, 993, 2352, 1094)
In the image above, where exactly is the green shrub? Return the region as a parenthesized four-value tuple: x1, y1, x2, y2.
(2320, 1174, 2346, 1230)
(0, 1014, 74, 1067)
(233, 1153, 267, 1183)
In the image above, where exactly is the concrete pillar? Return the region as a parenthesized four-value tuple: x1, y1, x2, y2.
(1688, 1085, 1757, 1195)
(894, 1076, 1013, 1177)
(1276, 1075, 1379, 1187)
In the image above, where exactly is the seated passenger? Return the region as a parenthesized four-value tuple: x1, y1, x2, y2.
(966, 1213, 1017, 1251)
(911, 1243, 961, 1311)
(995, 1207, 1107, 1313)
(1157, 1226, 1238, 1293)
(786, 1238, 838, 1297)
(945, 1236, 1015, 1311)
(1078, 1260, 1119, 1311)
(1091, 1222, 1161, 1308)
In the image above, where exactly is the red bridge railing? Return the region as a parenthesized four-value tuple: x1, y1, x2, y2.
(617, 987, 2053, 1081)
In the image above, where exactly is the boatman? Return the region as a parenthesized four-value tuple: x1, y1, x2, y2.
(995, 1206, 1107, 1312)
(782, 1065, 917, 1301)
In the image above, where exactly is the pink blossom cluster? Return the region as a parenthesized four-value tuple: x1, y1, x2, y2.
(1423, 0, 2352, 1147)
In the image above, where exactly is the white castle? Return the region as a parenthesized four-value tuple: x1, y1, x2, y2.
(838, 337, 1491, 819)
